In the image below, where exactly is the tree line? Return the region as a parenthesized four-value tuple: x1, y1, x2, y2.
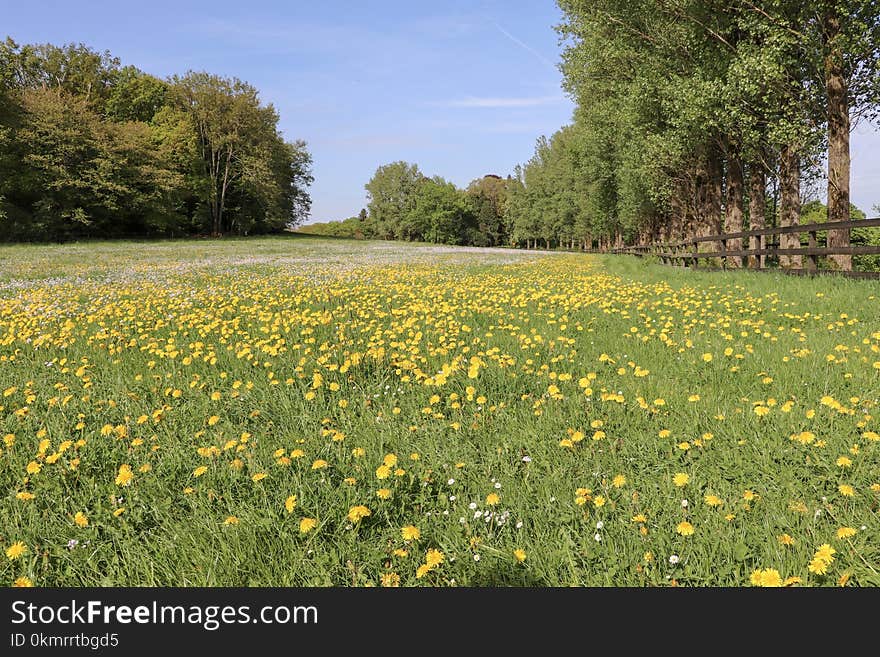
(301, 162, 513, 247)
(306, 2, 880, 270)
(0, 38, 313, 241)
(539, 0, 880, 269)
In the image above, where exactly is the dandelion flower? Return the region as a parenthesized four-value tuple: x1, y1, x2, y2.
(750, 568, 783, 587)
(6, 541, 27, 560)
(676, 521, 694, 536)
(672, 473, 689, 487)
(347, 505, 371, 522)
(401, 526, 420, 541)
(299, 518, 317, 533)
(284, 495, 297, 514)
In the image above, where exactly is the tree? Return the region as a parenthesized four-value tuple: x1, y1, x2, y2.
(364, 161, 422, 239)
(171, 71, 310, 235)
(466, 174, 509, 246)
(406, 177, 475, 245)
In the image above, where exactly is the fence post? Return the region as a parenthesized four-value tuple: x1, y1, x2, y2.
(759, 234, 766, 269)
(807, 230, 818, 272)
(720, 237, 727, 270)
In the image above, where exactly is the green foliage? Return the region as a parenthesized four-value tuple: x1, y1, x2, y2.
(0, 38, 312, 241)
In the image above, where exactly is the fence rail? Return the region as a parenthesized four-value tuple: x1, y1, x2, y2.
(600, 216, 880, 279)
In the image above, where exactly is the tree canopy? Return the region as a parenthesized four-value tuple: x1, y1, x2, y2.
(0, 38, 312, 241)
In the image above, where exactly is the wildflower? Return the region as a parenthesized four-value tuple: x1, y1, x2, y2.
(380, 573, 400, 587)
(513, 549, 527, 563)
(285, 495, 297, 514)
(425, 549, 444, 568)
(750, 569, 783, 587)
(836, 527, 856, 539)
(838, 484, 855, 497)
(612, 474, 626, 488)
(73, 511, 88, 527)
(672, 473, 689, 487)
(6, 542, 27, 560)
(486, 493, 500, 506)
(401, 526, 420, 541)
(704, 494, 723, 507)
(676, 521, 694, 536)
(299, 518, 317, 533)
(13, 576, 33, 587)
(115, 464, 133, 486)
(347, 505, 371, 522)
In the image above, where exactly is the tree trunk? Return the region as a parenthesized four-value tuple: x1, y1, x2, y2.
(701, 146, 723, 262)
(778, 144, 802, 269)
(747, 162, 767, 269)
(724, 152, 744, 268)
(824, 10, 851, 270)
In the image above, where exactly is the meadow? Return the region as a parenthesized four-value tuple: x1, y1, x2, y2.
(1, 236, 878, 587)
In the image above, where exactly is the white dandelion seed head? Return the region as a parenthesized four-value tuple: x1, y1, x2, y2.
(494, 482, 501, 489)
(473, 554, 481, 561)
(681, 499, 688, 508)
(596, 521, 604, 529)
(669, 554, 680, 565)
(468, 502, 477, 510)
(449, 495, 456, 502)
(522, 455, 532, 463)
(447, 478, 455, 485)
(594, 533, 602, 542)
(516, 521, 523, 529)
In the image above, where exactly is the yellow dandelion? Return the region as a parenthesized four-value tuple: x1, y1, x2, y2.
(401, 526, 421, 541)
(347, 505, 371, 522)
(284, 495, 297, 514)
(513, 548, 527, 563)
(838, 484, 855, 497)
(749, 568, 782, 587)
(6, 541, 27, 560)
(299, 517, 317, 534)
(672, 473, 689, 487)
(425, 549, 444, 568)
(676, 521, 694, 536)
(115, 464, 133, 487)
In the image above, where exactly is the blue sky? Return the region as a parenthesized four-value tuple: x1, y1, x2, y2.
(4, 0, 879, 221)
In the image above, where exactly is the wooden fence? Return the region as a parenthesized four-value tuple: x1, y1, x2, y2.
(602, 217, 880, 280)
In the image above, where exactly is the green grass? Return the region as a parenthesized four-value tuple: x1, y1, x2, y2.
(1, 237, 878, 587)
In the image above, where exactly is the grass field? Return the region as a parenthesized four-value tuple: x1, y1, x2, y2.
(1, 236, 878, 587)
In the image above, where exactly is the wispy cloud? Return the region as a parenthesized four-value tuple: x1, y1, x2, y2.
(491, 21, 556, 69)
(435, 96, 563, 108)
